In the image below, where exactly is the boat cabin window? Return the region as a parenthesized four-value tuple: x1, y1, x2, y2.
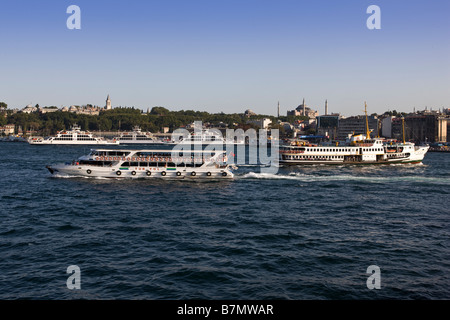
(121, 162, 139, 167)
(79, 160, 113, 166)
(109, 151, 130, 156)
(90, 151, 131, 157)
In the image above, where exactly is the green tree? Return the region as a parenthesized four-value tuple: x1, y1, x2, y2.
(0, 102, 7, 109)
(98, 118, 112, 131)
(150, 106, 170, 116)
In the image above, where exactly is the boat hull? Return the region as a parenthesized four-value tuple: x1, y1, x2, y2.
(280, 159, 423, 165)
(29, 141, 119, 145)
(117, 141, 163, 145)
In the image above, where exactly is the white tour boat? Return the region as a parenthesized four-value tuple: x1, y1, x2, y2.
(171, 129, 245, 145)
(28, 125, 119, 145)
(114, 126, 163, 144)
(46, 149, 237, 179)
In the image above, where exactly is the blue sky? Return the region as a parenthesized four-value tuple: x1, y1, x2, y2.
(1, 0, 449, 116)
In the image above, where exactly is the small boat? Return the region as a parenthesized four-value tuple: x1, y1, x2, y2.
(114, 126, 163, 145)
(170, 129, 245, 145)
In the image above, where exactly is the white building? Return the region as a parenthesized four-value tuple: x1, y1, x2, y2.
(38, 107, 59, 114)
(247, 118, 272, 129)
(381, 116, 395, 138)
(0, 124, 15, 135)
(22, 105, 37, 114)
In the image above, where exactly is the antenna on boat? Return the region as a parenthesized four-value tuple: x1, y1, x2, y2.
(364, 102, 370, 139)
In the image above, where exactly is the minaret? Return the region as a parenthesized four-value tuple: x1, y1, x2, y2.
(106, 94, 111, 110)
(302, 98, 306, 116)
(325, 99, 328, 115)
(277, 101, 280, 118)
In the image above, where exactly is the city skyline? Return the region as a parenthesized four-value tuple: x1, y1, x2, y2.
(1, 0, 449, 116)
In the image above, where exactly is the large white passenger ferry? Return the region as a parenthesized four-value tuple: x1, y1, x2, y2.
(280, 105, 429, 165)
(280, 135, 429, 165)
(114, 126, 162, 144)
(46, 149, 236, 179)
(28, 125, 119, 145)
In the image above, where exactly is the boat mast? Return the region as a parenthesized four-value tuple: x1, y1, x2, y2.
(365, 102, 370, 139)
(401, 116, 406, 144)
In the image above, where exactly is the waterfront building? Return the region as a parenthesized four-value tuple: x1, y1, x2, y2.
(337, 115, 378, 140)
(316, 114, 340, 139)
(448, 121, 450, 142)
(0, 124, 15, 135)
(396, 113, 448, 143)
(381, 116, 395, 138)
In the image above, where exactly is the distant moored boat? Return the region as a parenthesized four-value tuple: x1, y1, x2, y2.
(28, 124, 119, 145)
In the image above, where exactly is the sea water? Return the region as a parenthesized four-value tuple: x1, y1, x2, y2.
(0, 143, 449, 299)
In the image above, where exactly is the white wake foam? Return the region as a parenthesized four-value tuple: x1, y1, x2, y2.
(238, 171, 449, 185)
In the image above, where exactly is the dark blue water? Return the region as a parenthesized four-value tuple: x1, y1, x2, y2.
(0, 143, 449, 299)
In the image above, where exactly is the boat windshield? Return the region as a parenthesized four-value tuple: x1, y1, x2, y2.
(90, 150, 131, 157)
